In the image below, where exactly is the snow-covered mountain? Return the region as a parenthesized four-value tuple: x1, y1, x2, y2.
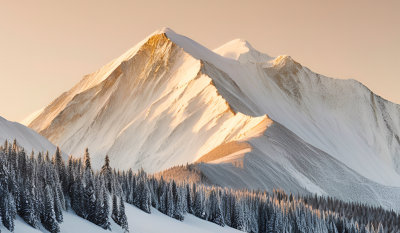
(0, 115, 56, 153)
(25, 28, 400, 210)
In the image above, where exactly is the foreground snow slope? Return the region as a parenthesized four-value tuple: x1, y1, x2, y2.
(1, 204, 241, 233)
(25, 28, 400, 209)
(0, 115, 56, 154)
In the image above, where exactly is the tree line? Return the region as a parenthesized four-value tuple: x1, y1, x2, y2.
(0, 141, 128, 233)
(0, 140, 399, 233)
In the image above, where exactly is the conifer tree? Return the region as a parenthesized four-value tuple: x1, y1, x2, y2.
(119, 196, 129, 232)
(186, 183, 192, 214)
(83, 148, 91, 171)
(53, 147, 67, 193)
(166, 183, 174, 217)
(96, 183, 111, 230)
(20, 178, 39, 228)
(101, 155, 113, 193)
(207, 189, 224, 226)
(42, 185, 60, 233)
(0, 157, 16, 232)
(112, 194, 119, 224)
(54, 186, 64, 223)
(139, 179, 151, 213)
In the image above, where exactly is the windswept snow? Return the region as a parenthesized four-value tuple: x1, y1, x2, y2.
(214, 39, 273, 64)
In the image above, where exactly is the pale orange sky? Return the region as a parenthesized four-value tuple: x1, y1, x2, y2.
(0, 0, 399, 122)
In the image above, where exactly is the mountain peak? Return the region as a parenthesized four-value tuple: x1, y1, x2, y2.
(214, 38, 273, 64)
(272, 55, 301, 71)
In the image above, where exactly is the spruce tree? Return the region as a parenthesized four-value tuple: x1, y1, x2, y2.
(54, 186, 64, 223)
(83, 148, 91, 171)
(186, 183, 192, 214)
(139, 179, 151, 213)
(20, 178, 39, 228)
(42, 185, 60, 233)
(112, 194, 120, 224)
(53, 147, 67, 193)
(207, 189, 224, 226)
(96, 184, 111, 230)
(118, 197, 129, 232)
(166, 183, 174, 217)
(100, 155, 113, 193)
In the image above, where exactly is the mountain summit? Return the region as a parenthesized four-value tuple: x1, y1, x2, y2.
(25, 28, 400, 210)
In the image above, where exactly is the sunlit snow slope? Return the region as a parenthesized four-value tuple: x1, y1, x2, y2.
(27, 29, 270, 172)
(26, 28, 400, 209)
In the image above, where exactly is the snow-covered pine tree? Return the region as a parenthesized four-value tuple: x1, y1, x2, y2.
(71, 175, 84, 217)
(186, 183, 192, 214)
(192, 183, 203, 219)
(53, 147, 67, 194)
(173, 187, 184, 221)
(42, 185, 60, 233)
(53, 185, 64, 223)
(45, 151, 50, 163)
(234, 198, 245, 231)
(207, 189, 224, 226)
(112, 194, 120, 225)
(2, 192, 16, 232)
(95, 180, 111, 230)
(0, 156, 15, 232)
(100, 155, 113, 193)
(103, 185, 111, 229)
(172, 181, 184, 221)
(83, 148, 91, 171)
(20, 178, 39, 228)
(82, 149, 96, 222)
(159, 182, 167, 214)
(118, 196, 129, 232)
(257, 201, 267, 233)
(166, 182, 174, 217)
(139, 178, 151, 213)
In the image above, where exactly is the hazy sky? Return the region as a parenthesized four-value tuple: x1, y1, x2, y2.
(1, 0, 399, 122)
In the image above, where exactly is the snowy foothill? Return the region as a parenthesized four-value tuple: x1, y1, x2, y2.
(0, 116, 57, 155)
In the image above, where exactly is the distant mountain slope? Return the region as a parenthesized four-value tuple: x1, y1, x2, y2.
(196, 122, 400, 210)
(0, 115, 56, 153)
(25, 28, 400, 209)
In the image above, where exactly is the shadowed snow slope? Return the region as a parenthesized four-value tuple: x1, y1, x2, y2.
(0, 116, 57, 154)
(26, 28, 400, 210)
